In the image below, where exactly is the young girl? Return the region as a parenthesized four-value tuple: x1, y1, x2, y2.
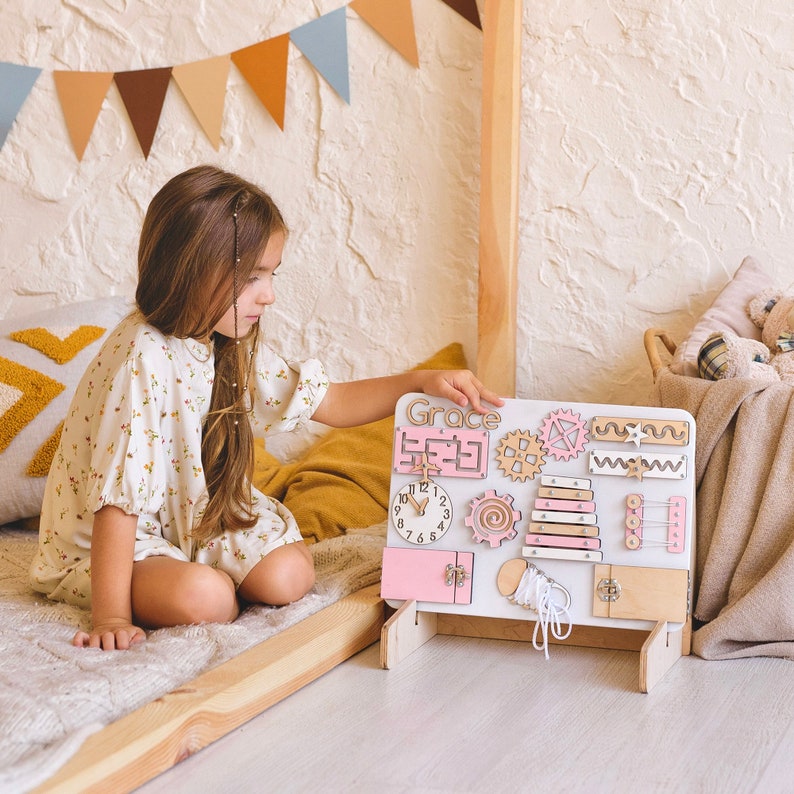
(29, 165, 503, 651)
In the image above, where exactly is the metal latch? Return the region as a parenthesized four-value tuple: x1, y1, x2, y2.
(445, 563, 471, 588)
(596, 577, 622, 602)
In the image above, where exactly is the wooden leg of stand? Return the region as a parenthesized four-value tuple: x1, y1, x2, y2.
(380, 600, 438, 669)
(639, 620, 686, 693)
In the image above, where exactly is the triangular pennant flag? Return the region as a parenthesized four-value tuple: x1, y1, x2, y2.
(53, 71, 113, 161)
(172, 54, 231, 149)
(290, 8, 350, 104)
(439, 0, 482, 30)
(350, 0, 419, 68)
(114, 67, 172, 158)
(0, 62, 42, 149)
(231, 34, 290, 131)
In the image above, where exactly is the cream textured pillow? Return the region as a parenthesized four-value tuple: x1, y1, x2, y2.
(671, 256, 773, 377)
(0, 297, 131, 525)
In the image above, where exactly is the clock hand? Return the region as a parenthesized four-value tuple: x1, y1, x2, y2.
(417, 497, 429, 516)
(405, 493, 420, 511)
(406, 493, 426, 515)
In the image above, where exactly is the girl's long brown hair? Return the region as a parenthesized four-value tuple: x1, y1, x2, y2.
(136, 165, 287, 541)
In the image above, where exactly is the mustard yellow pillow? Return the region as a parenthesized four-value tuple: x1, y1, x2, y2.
(0, 297, 131, 525)
(252, 440, 296, 503)
(253, 343, 468, 543)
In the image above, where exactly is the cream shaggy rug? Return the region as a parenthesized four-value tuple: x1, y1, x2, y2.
(0, 523, 386, 793)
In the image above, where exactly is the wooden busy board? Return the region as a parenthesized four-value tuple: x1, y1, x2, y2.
(381, 393, 695, 633)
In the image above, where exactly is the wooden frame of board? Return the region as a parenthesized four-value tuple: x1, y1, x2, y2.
(35, 2, 530, 790)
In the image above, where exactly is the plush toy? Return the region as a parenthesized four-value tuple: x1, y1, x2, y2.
(747, 289, 794, 381)
(697, 329, 778, 381)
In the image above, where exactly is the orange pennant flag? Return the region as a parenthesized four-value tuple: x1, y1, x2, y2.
(114, 67, 172, 158)
(172, 54, 231, 150)
(53, 71, 113, 161)
(350, 0, 419, 68)
(231, 34, 290, 131)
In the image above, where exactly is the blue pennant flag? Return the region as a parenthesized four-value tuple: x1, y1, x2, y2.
(0, 62, 42, 149)
(290, 7, 350, 104)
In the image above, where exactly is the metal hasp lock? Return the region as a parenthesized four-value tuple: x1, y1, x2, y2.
(592, 564, 689, 623)
(596, 577, 622, 603)
(380, 548, 474, 605)
(445, 563, 471, 588)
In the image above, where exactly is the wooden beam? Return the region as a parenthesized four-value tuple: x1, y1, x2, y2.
(477, 0, 521, 398)
(435, 612, 649, 652)
(35, 585, 385, 794)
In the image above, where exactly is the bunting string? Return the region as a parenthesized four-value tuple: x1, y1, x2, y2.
(0, 0, 481, 161)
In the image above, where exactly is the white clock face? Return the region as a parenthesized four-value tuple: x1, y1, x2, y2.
(391, 479, 453, 545)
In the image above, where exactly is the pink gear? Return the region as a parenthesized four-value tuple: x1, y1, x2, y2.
(538, 408, 589, 462)
(465, 490, 522, 548)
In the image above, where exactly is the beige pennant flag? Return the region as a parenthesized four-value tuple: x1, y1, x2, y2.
(350, 0, 419, 68)
(172, 54, 231, 149)
(53, 71, 114, 160)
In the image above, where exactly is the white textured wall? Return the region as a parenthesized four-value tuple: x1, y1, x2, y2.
(3, 1, 794, 430)
(519, 1, 794, 403)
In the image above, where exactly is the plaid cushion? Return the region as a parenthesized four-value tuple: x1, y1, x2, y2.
(697, 332, 731, 380)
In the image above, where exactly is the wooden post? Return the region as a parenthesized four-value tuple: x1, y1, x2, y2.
(477, 0, 521, 398)
(380, 600, 439, 669)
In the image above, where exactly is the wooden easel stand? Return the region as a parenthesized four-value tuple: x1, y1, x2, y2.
(380, 599, 691, 693)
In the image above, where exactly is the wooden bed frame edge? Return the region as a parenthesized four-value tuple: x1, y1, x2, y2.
(34, 584, 385, 793)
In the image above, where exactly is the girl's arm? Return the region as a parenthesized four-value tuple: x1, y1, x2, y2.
(72, 505, 146, 651)
(311, 369, 504, 428)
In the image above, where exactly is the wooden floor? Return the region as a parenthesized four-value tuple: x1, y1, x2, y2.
(136, 634, 793, 793)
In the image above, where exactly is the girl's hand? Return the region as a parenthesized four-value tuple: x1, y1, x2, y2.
(73, 619, 146, 651)
(423, 370, 505, 414)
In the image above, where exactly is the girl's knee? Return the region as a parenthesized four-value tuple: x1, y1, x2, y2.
(180, 565, 239, 623)
(279, 549, 316, 602)
(239, 543, 315, 606)
(132, 558, 239, 627)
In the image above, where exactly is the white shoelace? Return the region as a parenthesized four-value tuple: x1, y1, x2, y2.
(510, 564, 572, 659)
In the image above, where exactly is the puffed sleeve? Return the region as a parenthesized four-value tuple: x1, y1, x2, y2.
(79, 333, 170, 517)
(250, 344, 329, 435)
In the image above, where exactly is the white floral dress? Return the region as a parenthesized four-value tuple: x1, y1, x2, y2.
(29, 312, 329, 607)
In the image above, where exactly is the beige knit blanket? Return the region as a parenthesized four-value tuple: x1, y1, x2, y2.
(0, 523, 386, 793)
(654, 370, 794, 661)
